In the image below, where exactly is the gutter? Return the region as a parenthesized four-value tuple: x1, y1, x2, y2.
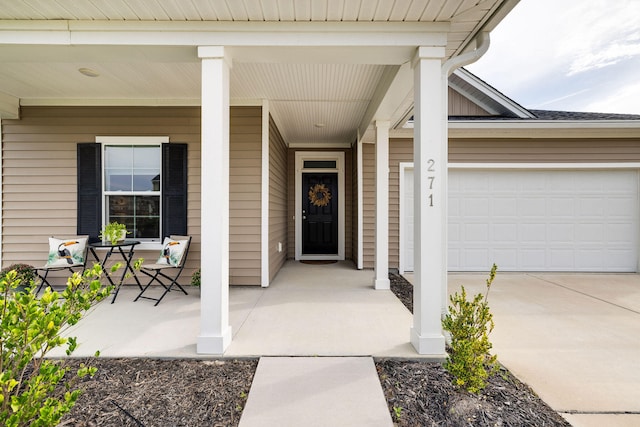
(442, 31, 490, 77)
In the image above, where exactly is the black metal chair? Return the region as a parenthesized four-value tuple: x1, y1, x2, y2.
(134, 235, 192, 306)
(35, 236, 89, 293)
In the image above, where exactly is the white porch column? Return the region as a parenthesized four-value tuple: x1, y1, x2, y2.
(197, 46, 232, 354)
(410, 47, 447, 355)
(374, 120, 390, 289)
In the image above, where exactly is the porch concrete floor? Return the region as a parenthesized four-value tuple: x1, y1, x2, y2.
(50, 260, 416, 358)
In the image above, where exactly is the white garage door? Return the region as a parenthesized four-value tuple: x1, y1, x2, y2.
(403, 168, 639, 272)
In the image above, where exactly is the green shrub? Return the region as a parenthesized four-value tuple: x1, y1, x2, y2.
(442, 263, 499, 394)
(0, 264, 37, 291)
(0, 264, 113, 427)
(191, 268, 201, 287)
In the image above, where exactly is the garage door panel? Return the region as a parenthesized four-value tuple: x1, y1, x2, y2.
(518, 198, 546, 216)
(577, 223, 605, 242)
(492, 249, 518, 268)
(549, 250, 575, 269)
(549, 198, 575, 216)
(548, 223, 574, 242)
(492, 223, 517, 242)
(578, 198, 605, 217)
(465, 198, 490, 215)
(607, 197, 636, 216)
(465, 223, 489, 241)
(519, 249, 546, 269)
(605, 250, 637, 270)
(462, 248, 491, 270)
(492, 198, 517, 216)
(403, 168, 638, 272)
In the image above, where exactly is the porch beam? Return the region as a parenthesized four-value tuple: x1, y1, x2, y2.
(410, 47, 446, 356)
(197, 46, 232, 355)
(0, 20, 449, 48)
(374, 120, 390, 290)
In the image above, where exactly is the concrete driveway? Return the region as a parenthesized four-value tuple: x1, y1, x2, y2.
(448, 272, 640, 427)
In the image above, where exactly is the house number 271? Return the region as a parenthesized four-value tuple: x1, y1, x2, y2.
(427, 159, 435, 207)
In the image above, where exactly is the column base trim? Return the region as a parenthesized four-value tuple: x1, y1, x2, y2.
(197, 327, 232, 354)
(374, 278, 390, 290)
(410, 328, 446, 356)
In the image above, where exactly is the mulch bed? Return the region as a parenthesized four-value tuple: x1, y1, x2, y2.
(55, 273, 570, 426)
(381, 272, 571, 426)
(60, 359, 257, 427)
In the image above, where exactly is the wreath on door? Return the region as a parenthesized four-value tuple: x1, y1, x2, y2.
(308, 183, 332, 207)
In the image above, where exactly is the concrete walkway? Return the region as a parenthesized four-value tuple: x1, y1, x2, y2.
(238, 357, 393, 427)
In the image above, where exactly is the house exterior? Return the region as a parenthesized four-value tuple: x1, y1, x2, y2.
(3, 0, 639, 356)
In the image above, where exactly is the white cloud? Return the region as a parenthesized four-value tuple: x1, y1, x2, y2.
(584, 82, 640, 115)
(467, 0, 640, 114)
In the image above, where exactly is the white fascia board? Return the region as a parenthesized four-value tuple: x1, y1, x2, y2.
(391, 121, 640, 139)
(1, 20, 449, 47)
(449, 120, 640, 129)
(451, 68, 534, 118)
(449, 121, 640, 139)
(288, 141, 352, 149)
(20, 98, 201, 107)
(19, 98, 265, 107)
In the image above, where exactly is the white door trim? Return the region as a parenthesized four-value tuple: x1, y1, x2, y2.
(295, 151, 345, 260)
(399, 162, 413, 274)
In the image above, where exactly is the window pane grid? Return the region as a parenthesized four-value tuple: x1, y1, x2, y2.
(103, 144, 162, 241)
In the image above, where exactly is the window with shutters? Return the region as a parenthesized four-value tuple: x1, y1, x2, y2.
(77, 137, 187, 244)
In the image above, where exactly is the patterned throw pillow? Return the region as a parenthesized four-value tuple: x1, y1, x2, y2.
(46, 237, 88, 267)
(156, 237, 188, 267)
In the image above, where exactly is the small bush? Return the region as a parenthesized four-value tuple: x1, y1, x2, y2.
(442, 264, 499, 394)
(191, 269, 201, 287)
(0, 264, 37, 291)
(0, 264, 113, 427)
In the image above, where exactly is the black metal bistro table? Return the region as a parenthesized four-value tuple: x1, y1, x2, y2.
(88, 239, 143, 303)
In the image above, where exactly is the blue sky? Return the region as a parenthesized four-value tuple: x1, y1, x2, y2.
(467, 0, 640, 115)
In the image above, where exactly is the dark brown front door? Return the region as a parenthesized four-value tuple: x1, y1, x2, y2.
(302, 173, 338, 255)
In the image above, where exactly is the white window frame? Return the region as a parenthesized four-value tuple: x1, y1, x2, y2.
(96, 136, 168, 246)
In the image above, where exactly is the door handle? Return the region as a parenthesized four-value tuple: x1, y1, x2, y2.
(302, 215, 307, 220)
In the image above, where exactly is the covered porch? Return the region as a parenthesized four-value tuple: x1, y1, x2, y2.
(0, 0, 522, 357)
(50, 261, 417, 358)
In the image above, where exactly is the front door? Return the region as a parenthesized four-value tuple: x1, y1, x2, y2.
(302, 173, 338, 255)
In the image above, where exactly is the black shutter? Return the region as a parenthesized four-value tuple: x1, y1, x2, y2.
(162, 143, 188, 237)
(77, 143, 102, 243)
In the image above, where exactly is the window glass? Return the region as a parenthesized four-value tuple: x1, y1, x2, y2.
(303, 160, 337, 169)
(104, 145, 161, 240)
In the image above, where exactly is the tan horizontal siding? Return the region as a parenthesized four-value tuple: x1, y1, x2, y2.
(450, 138, 640, 162)
(388, 140, 413, 269)
(448, 88, 491, 116)
(269, 115, 288, 282)
(1, 105, 263, 287)
(362, 143, 375, 269)
(229, 106, 263, 285)
(1, 106, 202, 286)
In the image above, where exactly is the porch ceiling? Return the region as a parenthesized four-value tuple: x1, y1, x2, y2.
(0, 0, 519, 146)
